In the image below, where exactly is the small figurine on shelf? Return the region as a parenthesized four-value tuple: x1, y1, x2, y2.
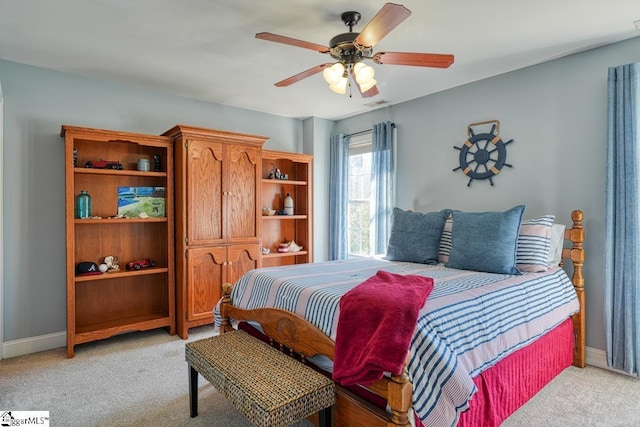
(126, 258, 156, 271)
(268, 164, 283, 179)
(277, 240, 303, 253)
(73, 147, 78, 167)
(85, 159, 123, 170)
(288, 241, 303, 252)
(153, 154, 161, 172)
(104, 255, 120, 271)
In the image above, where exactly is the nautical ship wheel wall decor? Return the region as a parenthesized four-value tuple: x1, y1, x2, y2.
(453, 120, 514, 187)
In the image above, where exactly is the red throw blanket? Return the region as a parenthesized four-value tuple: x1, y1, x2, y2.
(333, 270, 434, 386)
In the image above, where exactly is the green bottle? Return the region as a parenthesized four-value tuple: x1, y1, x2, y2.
(76, 190, 92, 219)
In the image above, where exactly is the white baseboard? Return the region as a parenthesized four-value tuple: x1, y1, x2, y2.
(2, 331, 66, 359)
(585, 345, 607, 369)
(584, 345, 638, 376)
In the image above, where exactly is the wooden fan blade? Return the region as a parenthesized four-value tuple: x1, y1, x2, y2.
(359, 84, 379, 98)
(350, 69, 379, 98)
(275, 64, 333, 87)
(373, 52, 455, 68)
(354, 3, 411, 48)
(256, 32, 330, 53)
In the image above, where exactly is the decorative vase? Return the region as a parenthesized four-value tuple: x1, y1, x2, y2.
(76, 190, 92, 219)
(137, 158, 150, 171)
(284, 193, 294, 215)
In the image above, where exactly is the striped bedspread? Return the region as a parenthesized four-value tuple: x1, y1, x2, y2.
(226, 258, 579, 427)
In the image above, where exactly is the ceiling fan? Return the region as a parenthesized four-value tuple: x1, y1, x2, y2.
(256, 3, 454, 98)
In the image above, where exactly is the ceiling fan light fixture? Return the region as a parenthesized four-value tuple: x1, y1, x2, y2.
(353, 62, 375, 84)
(359, 77, 377, 93)
(323, 63, 345, 85)
(329, 75, 348, 94)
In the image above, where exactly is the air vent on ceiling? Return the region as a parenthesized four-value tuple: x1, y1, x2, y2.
(364, 100, 390, 108)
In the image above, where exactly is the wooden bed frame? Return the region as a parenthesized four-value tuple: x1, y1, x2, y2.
(219, 210, 585, 427)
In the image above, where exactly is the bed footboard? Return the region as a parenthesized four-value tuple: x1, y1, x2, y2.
(220, 283, 412, 427)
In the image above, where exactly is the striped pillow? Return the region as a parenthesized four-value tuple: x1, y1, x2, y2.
(516, 215, 554, 272)
(437, 215, 453, 263)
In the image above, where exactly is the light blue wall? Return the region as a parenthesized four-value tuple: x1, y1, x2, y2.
(302, 117, 334, 262)
(335, 35, 640, 352)
(3, 34, 640, 354)
(0, 60, 302, 344)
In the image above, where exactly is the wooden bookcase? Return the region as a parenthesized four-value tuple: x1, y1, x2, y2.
(261, 150, 313, 267)
(62, 125, 175, 357)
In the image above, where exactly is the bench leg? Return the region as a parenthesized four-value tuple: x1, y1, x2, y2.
(189, 365, 198, 418)
(319, 406, 331, 427)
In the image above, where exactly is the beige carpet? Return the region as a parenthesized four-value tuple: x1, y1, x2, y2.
(1, 326, 639, 426)
(502, 363, 640, 426)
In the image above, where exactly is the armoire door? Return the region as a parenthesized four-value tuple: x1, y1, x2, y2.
(225, 144, 261, 244)
(186, 139, 224, 246)
(186, 246, 226, 322)
(226, 244, 261, 285)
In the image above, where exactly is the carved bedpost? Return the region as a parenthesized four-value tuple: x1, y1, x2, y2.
(568, 210, 586, 368)
(387, 359, 413, 427)
(220, 282, 234, 333)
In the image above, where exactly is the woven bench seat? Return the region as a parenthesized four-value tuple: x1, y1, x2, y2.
(186, 329, 335, 427)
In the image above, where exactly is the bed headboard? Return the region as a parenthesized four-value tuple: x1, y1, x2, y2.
(562, 209, 585, 368)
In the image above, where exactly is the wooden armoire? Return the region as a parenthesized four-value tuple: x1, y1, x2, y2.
(163, 125, 268, 338)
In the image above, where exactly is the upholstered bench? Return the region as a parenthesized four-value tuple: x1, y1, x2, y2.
(186, 329, 335, 427)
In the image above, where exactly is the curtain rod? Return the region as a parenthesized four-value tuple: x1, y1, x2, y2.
(345, 122, 395, 138)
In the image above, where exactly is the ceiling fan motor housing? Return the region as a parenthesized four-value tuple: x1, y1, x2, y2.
(329, 32, 372, 64)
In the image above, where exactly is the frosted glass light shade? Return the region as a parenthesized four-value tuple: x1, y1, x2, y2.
(329, 76, 348, 94)
(359, 77, 377, 92)
(353, 62, 375, 84)
(353, 62, 376, 92)
(323, 63, 345, 85)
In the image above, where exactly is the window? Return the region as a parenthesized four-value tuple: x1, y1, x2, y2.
(330, 123, 395, 261)
(347, 134, 374, 257)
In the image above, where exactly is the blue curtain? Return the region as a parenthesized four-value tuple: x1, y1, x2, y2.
(329, 133, 349, 260)
(605, 62, 640, 376)
(372, 121, 395, 255)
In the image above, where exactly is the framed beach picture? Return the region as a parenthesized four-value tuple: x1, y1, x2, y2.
(117, 187, 165, 217)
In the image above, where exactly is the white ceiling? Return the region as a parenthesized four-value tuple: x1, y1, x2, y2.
(1, 0, 639, 121)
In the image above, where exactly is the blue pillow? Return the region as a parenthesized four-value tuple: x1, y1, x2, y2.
(386, 208, 451, 264)
(446, 205, 525, 275)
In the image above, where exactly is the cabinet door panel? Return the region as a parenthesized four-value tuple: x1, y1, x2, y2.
(187, 246, 226, 322)
(187, 140, 223, 245)
(226, 244, 260, 285)
(226, 145, 260, 242)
